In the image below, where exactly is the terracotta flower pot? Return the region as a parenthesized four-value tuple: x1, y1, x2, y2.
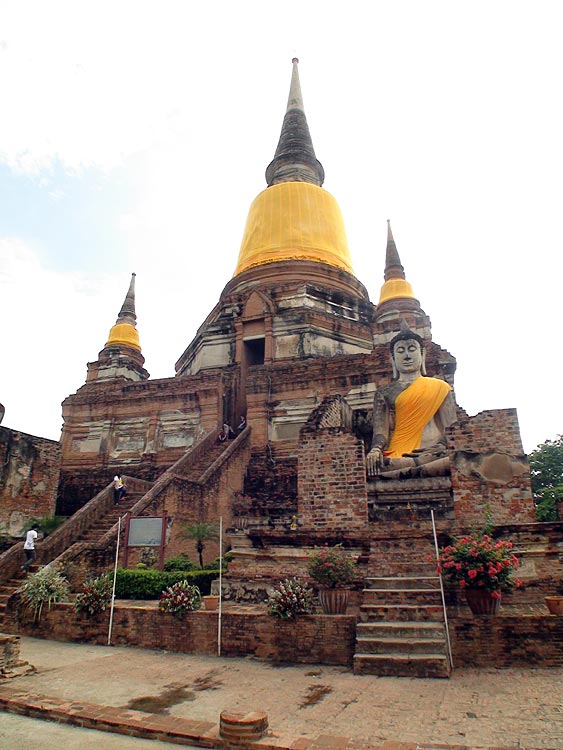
(318, 588, 349, 614)
(202, 595, 219, 611)
(465, 588, 501, 615)
(545, 596, 563, 616)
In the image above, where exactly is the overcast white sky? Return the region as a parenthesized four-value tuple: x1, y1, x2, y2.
(0, 0, 562, 454)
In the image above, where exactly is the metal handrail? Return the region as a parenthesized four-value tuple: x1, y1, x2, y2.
(431, 509, 454, 669)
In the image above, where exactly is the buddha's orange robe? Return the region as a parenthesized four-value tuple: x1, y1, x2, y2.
(384, 377, 452, 458)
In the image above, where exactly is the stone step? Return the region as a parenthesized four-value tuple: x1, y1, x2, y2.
(0, 584, 18, 595)
(360, 603, 444, 622)
(366, 563, 438, 577)
(365, 575, 440, 590)
(356, 635, 447, 656)
(353, 653, 451, 678)
(362, 589, 442, 605)
(356, 620, 445, 639)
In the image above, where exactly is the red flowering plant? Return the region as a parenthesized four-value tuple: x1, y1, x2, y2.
(307, 544, 355, 589)
(159, 580, 202, 618)
(267, 578, 315, 619)
(437, 532, 521, 598)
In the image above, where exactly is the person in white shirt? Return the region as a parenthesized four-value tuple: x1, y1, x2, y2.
(22, 527, 38, 573)
(113, 474, 125, 505)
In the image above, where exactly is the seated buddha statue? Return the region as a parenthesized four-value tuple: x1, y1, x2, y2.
(366, 323, 456, 479)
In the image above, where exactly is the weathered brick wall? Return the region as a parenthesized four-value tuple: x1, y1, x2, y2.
(58, 368, 228, 515)
(8, 603, 356, 666)
(240, 452, 298, 518)
(450, 615, 563, 667)
(118, 432, 252, 567)
(451, 467, 535, 527)
(0, 426, 60, 537)
(447, 409, 535, 527)
(224, 543, 365, 598)
(7, 602, 563, 669)
(298, 397, 367, 532)
(0, 633, 21, 671)
(449, 407, 525, 454)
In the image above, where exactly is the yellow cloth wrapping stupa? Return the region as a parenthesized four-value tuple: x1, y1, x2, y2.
(234, 181, 354, 276)
(378, 278, 415, 304)
(105, 323, 141, 351)
(385, 376, 451, 458)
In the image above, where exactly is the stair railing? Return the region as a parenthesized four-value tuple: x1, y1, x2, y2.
(430, 509, 454, 669)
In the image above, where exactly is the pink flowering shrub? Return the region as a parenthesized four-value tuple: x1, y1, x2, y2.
(307, 544, 355, 589)
(159, 580, 201, 617)
(267, 578, 315, 619)
(437, 533, 521, 596)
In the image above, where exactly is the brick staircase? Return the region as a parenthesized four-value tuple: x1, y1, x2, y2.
(175, 441, 231, 480)
(353, 535, 452, 678)
(77, 492, 142, 542)
(0, 430, 245, 631)
(0, 579, 22, 627)
(0, 492, 143, 628)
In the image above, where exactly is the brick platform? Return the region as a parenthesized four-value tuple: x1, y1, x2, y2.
(0, 637, 560, 749)
(0, 683, 547, 750)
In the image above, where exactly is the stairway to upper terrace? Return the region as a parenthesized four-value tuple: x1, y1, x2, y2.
(0, 428, 248, 630)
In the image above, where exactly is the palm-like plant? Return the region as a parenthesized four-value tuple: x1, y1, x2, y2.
(180, 522, 219, 568)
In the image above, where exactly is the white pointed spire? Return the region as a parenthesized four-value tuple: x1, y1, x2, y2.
(286, 57, 304, 111)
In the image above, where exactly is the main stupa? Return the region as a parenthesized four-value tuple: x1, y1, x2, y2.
(57, 59, 532, 547)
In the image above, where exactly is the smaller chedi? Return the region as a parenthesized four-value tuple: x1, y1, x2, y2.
(366, 320, 456, 479)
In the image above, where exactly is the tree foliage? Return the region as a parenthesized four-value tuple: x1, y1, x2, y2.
(180, 522, 219, 568)
(23, 514, 67, 537)
(529, 435, 563, 522)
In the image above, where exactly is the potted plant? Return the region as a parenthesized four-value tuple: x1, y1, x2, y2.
(307, 544, 355, 614)
(267, 578, 315, 619)
(202, 594, 220, 611)
(545, 580, 563, 616)
(437, 531, 521, 615)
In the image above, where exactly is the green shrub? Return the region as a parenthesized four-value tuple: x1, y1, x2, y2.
(163, 554, 198, 572)
(18, 565, 70, 623)
(24, 514, 67, 537)
(114, 568, 220, 599)
(206, 550, 233, 570)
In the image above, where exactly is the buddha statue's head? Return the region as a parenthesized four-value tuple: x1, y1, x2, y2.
(389, 323, 426, 379)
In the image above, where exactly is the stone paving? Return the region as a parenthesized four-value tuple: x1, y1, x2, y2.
(0, 636, 562, 749)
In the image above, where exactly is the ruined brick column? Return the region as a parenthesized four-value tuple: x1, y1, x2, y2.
(297, 395, 368, 532)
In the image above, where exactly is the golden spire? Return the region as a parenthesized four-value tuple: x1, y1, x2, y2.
(105, 273, 142, 351)
(377, 221, 415, 304)
(233, 59, 354, 277)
